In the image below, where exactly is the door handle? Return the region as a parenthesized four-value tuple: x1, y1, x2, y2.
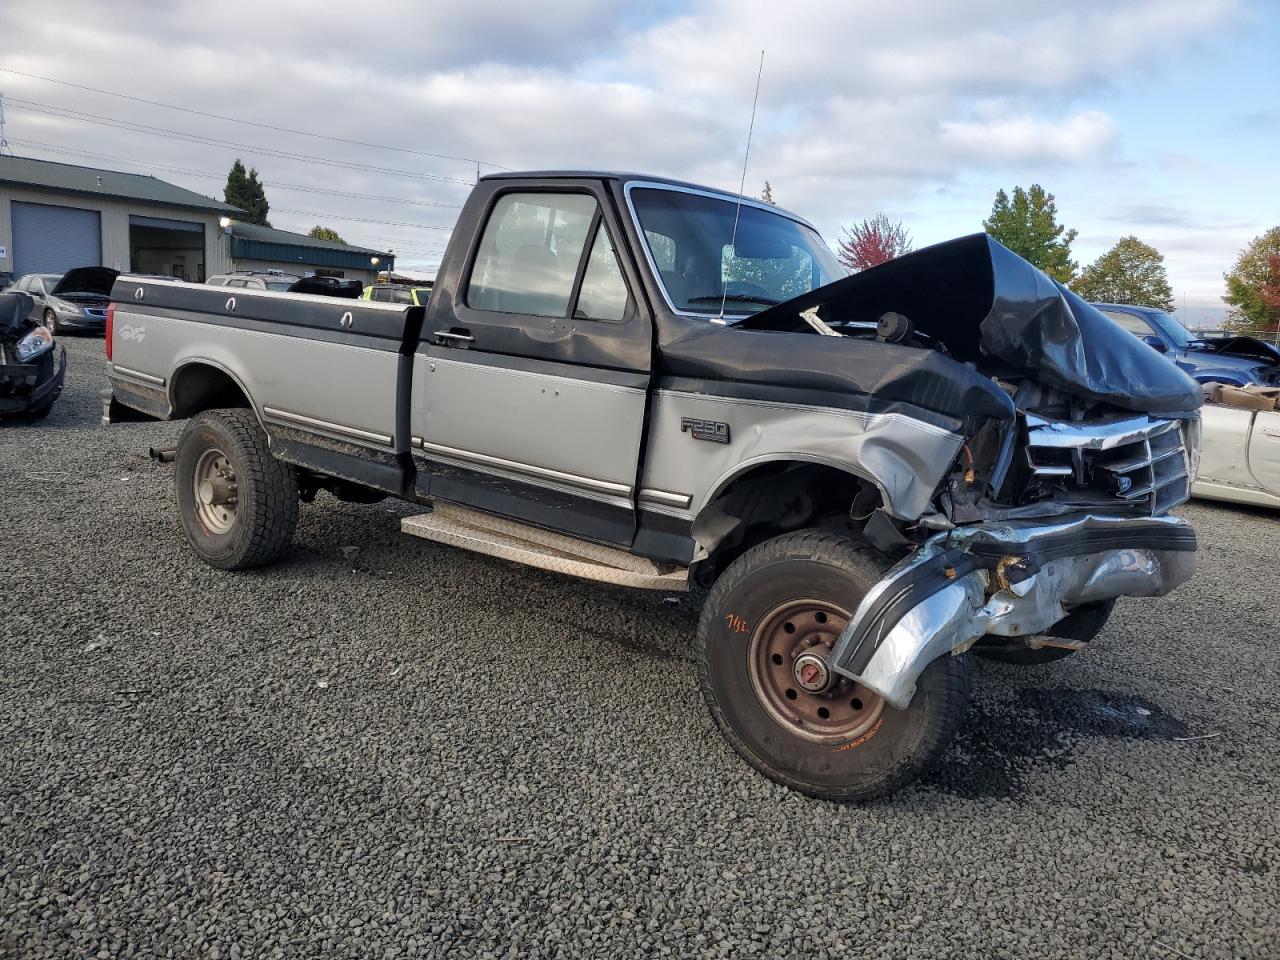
(434, 329, 475, 347)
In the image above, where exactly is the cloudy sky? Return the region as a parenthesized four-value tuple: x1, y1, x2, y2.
(3, 0, 1275, 318)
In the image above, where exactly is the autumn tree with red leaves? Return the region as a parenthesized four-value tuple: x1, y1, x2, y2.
(837, 214, 913, 273)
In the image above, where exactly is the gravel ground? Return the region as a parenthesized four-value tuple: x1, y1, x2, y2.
(2, 336, 1278, 959)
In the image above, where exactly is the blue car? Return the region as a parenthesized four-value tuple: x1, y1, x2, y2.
(1092, 302, 1280, 387)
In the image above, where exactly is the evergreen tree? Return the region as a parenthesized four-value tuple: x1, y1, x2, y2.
(983, 184, 1077, 282)
(1072, 236, 1174, 310)
(223, 159, 271, 227)
(760, 181, 776, 205)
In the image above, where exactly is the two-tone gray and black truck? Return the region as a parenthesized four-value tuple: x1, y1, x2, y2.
(103, 172, 1201, 800)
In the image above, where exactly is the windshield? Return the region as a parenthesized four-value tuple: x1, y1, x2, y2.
(40, 274, 62, 288)
(1144, 309, 1194, 350)
(630, 187, 844, 316)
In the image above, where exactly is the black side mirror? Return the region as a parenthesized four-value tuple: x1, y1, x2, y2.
(1141, 335, 1168, 353)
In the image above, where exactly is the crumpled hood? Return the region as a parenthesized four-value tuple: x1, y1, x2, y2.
(0, 291, 34, 340)
(743, 234, 1202, 416)
(50, 266, 119, 298)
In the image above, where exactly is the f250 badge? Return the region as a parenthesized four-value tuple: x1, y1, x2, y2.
(680, 417, 730, 444)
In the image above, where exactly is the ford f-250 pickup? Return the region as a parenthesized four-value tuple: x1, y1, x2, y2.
(103, 171, 1201, 800)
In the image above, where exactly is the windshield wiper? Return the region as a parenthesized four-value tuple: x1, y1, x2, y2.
(686, 294, 782, 307)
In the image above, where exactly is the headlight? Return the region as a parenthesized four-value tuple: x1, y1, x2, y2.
(15, 326, 55, 362)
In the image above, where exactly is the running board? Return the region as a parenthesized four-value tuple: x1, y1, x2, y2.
(401, 503, 689, 591)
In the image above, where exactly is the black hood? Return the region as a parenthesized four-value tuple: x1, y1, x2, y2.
(50, 266, 119, 298)
(1196, 335, 1280, 365)
(0, 291, 34, 339)
(743, 234, 1202, 416)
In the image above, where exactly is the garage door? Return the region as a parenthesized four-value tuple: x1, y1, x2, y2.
(11, 201, 102, 275)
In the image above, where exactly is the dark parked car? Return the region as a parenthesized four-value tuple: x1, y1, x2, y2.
(12, 267, 119, 336)
(0, 290, 66, 420)
(1093, 302, 1280, 386)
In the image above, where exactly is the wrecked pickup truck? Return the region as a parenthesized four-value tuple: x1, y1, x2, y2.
(102, 172, 1200, 800)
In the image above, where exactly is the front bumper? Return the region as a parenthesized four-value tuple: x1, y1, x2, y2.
(55, 312, 107, 332)
(0, 345, 67, 414)
(829, 513, 1197, 708)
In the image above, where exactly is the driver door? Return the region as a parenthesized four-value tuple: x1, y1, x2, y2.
(410, 180, 653, 546)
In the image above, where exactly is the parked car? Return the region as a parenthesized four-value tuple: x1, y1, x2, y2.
(102, 171, 1201, 801)
(364, 283, 432, 306)
(1192, 383, 1280, 508)
(286, 276, 364, 298)
(207, 271, 301, 291)
(1093, 302, 1280, 386)
(0, 290, 65, 420)
(11, 268, 120, 336)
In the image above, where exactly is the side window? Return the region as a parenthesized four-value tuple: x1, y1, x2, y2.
(467, 192, 597, 317)
(575, 224, 630, 321)
(1102, 309, 1155, 338)
(16, 276, 30, 292)
(390, 288, 413, 304)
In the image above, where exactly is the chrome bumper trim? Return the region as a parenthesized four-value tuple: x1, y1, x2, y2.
(830, 514, 1197, 709)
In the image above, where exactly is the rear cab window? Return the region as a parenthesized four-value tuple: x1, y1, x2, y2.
(466, 192, 631, 322)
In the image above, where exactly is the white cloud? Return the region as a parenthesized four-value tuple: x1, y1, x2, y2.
(0, 0, 1259, 302)
(939, 109, 1119, 164)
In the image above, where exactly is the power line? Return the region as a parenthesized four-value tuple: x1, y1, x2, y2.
(0, 66, 511, 171)
(273, 208, 455, 231)
(7, 137, 464, 209)
(6, 99, 478, 185)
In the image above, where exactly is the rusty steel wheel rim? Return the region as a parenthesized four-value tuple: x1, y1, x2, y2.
(747, 598, 885, 745)
(193, 447, 239, 535)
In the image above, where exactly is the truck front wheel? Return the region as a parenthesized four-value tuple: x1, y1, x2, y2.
(696, 530, 970, 801)
(175, 409, 298, 570)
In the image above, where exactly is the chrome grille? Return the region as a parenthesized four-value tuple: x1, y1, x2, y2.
(1024, 414, 1192, 515)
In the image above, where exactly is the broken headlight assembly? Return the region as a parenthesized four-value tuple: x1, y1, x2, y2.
(14, 326, 54, 363)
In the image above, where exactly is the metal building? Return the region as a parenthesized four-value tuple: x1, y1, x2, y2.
(0, 155, 393, 285)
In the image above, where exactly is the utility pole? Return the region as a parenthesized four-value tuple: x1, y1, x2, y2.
(0, 92, 9, 156)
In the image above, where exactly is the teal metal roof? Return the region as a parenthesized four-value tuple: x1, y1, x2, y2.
(227, 222, 393, 271)
(0, 154, 241, 214)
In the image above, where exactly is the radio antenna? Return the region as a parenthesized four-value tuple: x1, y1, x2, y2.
(719, 50, 765, 322)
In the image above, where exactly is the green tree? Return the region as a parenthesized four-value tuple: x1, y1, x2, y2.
(1223, 227, 1280, 336)
(983, 184, 1078, 282)
(223, 159, 271, 227)
(307, 225, 346, 243)
(760, 181, 776, 205)
(1072, 236, 1174, 310)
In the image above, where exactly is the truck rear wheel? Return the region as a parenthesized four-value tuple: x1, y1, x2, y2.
(696, 530, 970, 801)
(175, 409, 298, 570)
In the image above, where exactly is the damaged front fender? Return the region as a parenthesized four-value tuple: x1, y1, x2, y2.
(828, 514, 1197, 708)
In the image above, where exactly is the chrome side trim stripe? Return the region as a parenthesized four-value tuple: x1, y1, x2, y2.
(638, 487, 692, 509)
(112, 365, 166, 386)
(262, 407, 393, 447)
(414, 438, 633, 498)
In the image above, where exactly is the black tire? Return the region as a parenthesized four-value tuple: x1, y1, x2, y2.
(43, 308, 58, 336)
(973, 599, 1117, 665)
(175, 408, 298, 569)
(696, 530, 971, 802)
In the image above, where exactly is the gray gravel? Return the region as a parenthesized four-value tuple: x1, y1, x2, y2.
(2, 336, 1278, 959)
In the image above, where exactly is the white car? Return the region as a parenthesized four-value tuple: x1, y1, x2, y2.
(1192, 385, 1280, 508)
